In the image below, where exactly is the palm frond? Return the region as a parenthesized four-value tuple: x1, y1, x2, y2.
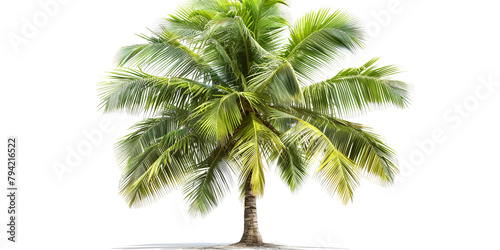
(269, 108, 359, 203)
(231, 113, 284, 196)
(119, 127, 201, 207)
(283, 106, 398, 184)
(183, 145, 235, 216)
(115, 110, 188, 168)
(247, 59, 302, 103)
(274, 140, 308, 192)
(98, 68, 214, 114)
(115, 27, 207, 78)
(204, 16, 271, 82)
(302, 58, 410, 117)
(191, 92, 243, 141)
(282, 8, 364, 83)
(165, 7, 214, 40)
(241, 0, 288, 51)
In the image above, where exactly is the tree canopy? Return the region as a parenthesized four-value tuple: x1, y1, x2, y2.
(98, 0, 411, 217)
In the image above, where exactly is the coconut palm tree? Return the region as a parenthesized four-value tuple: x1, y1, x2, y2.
(98, 0, 410, 246)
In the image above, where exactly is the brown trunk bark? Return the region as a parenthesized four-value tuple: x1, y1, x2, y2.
(238, 173, 263, 245)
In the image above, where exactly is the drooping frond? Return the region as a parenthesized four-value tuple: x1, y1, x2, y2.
(115, 109, 188, 168)
(282, 106, 398, 184)
(269, 109, 359, 204)
(274, 140, 308, 192)
(183, 145, 235, 216)
(282, 8, 364, 83)
(325, 120, 398, 184)
(119, 127, 202, 207)
(231, 113, 284, 196)
(302, 58, 410, 117)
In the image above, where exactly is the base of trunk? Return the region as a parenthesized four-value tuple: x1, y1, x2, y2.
(238, 227, 263, 245)
(230, 242, 282, 248)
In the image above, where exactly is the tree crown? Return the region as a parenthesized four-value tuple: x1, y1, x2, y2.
(98, 0, 411, 216)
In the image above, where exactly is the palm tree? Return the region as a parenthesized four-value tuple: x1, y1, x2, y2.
(98, 0, 410, 246)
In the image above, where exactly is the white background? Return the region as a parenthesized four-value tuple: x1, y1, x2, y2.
(1, 0, 500, 249)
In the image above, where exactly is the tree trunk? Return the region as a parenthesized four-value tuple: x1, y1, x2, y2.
(238, 174, 263, 245)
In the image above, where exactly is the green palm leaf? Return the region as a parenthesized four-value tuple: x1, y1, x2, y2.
(247, 59, 302, 103)
(269, 108, 359, 203)
(98, 68, 214, 114)
(115, 110, 187, 168)
(302, 58, 411, 117)
(283, 106, 398, 184)
(115, 27, 206, 78)
(241, 0, 288, 51)
(274, 140, 308, 192)
(283, 8, 364, 83)
(119, 127, 200, 207)
(191, 92, 243, 141)
(231, 113, 284, 196)
(183, 145, 234, 216)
